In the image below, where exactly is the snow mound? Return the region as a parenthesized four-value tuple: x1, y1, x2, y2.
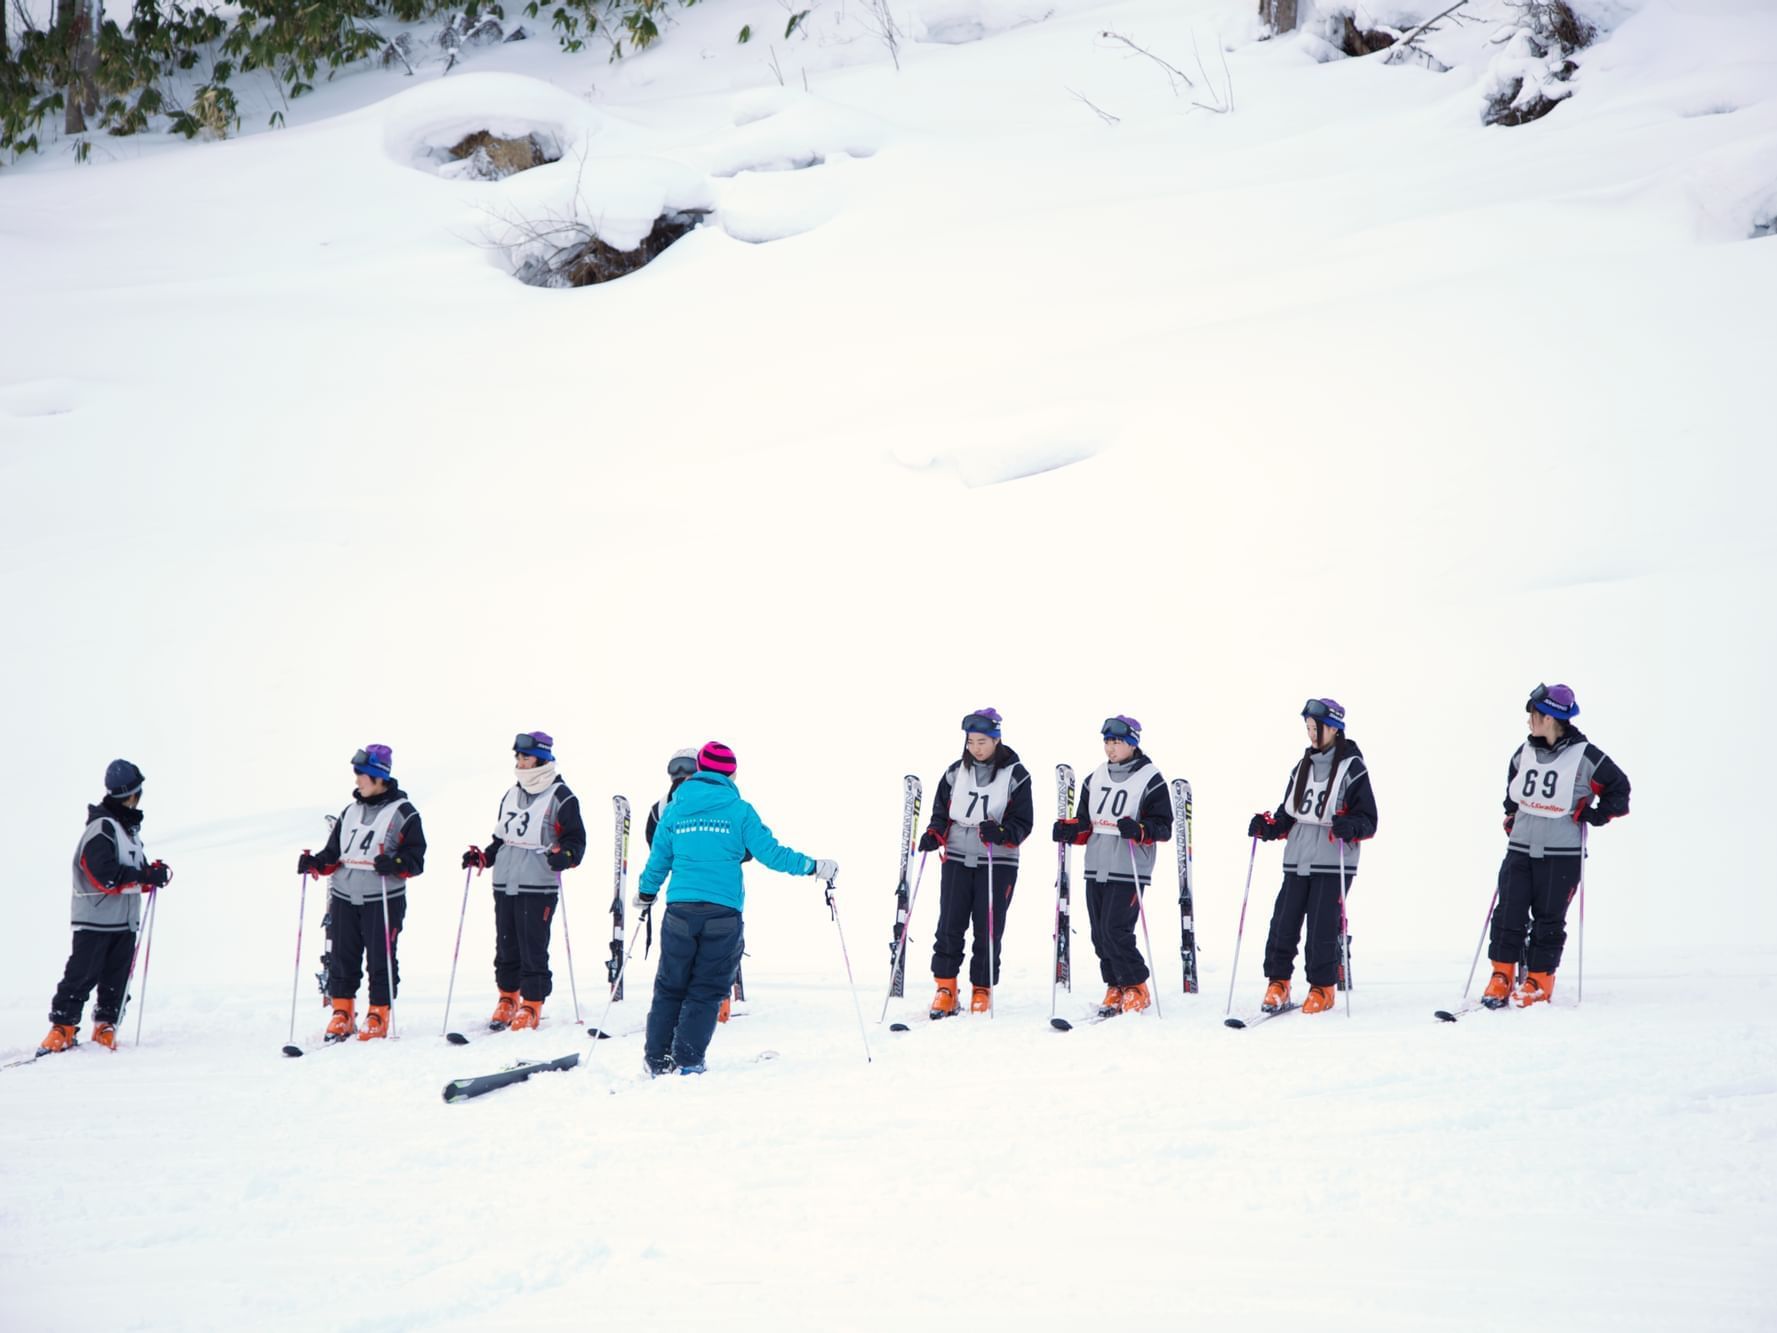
(911, 0, 1056, 45)
(704, 91, 884, 177)
(378, 73, 593, 176)
(715, 156, 861, 243)
(0, 378, 86, 419)
(892, 403, 1113, 487)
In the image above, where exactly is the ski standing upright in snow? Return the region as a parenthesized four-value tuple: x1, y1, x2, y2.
(888, 774, 922, 1000)
(1052, 763, 1076, 1008)
(1174, 778, 1199, 994)
(608, 795, 631, 1004)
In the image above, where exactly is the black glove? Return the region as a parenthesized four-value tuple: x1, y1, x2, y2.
(1502, 812, 1516, 835)
(545, 848, 574, 871)
(372, 852, 403, 876)
(461, 846, 488, 870)
(140, 861, 170, 888)
(1116, 817, 1144, 841)
(297, 851, 318, 876)
(1247, 813, 1273, 839)
(917, 829, 944, 853)
(1581, 805, 1611, 827)
(1330, 815, 1363, 842)
(979, 819, 1006, 844)
(1051, 818, 1080, 843)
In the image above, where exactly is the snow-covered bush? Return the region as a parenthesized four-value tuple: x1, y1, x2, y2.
(1481, 0, 1594, 126)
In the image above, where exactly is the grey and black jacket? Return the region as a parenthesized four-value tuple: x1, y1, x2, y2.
(1503, 726, 1630, 860)
(313, 786, 428, 906)
(69, 797, 151, 933)
(1266, 738, 1379, 878)
(483, 780, 588, 894)
(925, 743, 1034, 869)
(1065, 752, 1173, 888)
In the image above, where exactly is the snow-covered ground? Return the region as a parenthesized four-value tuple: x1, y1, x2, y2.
(2, 0, 1775, 1327)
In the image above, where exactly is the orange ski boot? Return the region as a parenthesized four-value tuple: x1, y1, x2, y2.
(91, 1022, 117, 1050)
(489, 989, 520, 1029)
(1097, 985, 1124, 1017)
(1514, 971, 1555, 1008)
(509, 1000, 542, 1031)
(358, 1004, 390, 1040)
(970, 986, 992, 1014)
(1481, 962, 1515, 1009)
(1120, 982, 1152, 1013)
(324, 999, 356, 1042)
(36, 1024, 78, 1056)
(1262, 979, 1291, 1013)
(1302, 984, 1337, 1014)
(717, 995, 733, 1024)
(929, 977, 960, 1019)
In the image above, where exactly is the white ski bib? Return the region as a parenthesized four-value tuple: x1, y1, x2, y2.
(1510, 742, 1586, 820)
(337, 801, 403, 869)
(947, 763, 1013, 827)
(497, 783, 560, 852)
(1289, 757, 1354, 828)
(1087, 764, 1153, 838)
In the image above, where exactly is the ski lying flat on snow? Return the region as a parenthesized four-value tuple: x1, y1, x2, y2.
(443, 1052, 581, 1103)
(1224, 1002, 1300, 1029)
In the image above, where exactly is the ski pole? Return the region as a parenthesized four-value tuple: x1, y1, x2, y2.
(878, 851, 929, 1022)
(1126, 839, 1164, 1019)
(589, 897, 649, 1044)
(1224, 837, 1260, 1019)
(1460, 887, 1499, 1001)
(988, 846, 1002, 1023)
(556, 863, 583, 1024)
(440, 866, 474, 1039)
(1336, 839, 1353, 1018)
(132, 887, 159, 1046)
(825, 877, 872, 1063)
(1051, 840, 1067, 1020)
(286, 870, 311, 1052)
(1577, 831, 1592, 1009)
(377, 874, 397, 1038)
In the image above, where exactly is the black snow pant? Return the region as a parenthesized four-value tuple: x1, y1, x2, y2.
(1085, 877, 1149, 987)
(1490, 850, 1582, 975)
(645, 903, 745, 1070)
(1263, 871, 1351, 990)
(931, 858, 1017, 988)
(327, 893, 407, 1005)
(493, 891, 556, 1002)
(49, 928, 136, 1026)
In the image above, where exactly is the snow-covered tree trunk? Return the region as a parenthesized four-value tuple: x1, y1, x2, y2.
(56, 0, 100, 133)
(1262, 0, 1300, 35)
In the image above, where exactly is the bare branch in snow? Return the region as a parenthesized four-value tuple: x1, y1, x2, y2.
(1067, 88, 1121, 126)
(1383, 0, 1468, 65)
(1099, 29, 1194, 91)
(1187, 32, 1233, 114)
(858, 0, 903, 71)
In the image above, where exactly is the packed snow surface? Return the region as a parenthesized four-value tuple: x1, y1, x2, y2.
(2, 0, 1774, 1327)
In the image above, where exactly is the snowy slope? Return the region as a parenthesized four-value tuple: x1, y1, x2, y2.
(2, 0, 1775, 1326)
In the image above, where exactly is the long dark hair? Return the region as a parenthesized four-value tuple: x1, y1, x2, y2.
(1290, 730, 1352, 814)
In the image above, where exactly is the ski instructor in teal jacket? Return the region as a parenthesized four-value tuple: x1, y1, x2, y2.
(635, 741, 837, 1076)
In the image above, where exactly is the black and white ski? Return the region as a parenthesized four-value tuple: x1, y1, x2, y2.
(1173, 779, 1199, 993)
(608, 796, 631, 1002)
(1435, 998, 1510, 1022)
(888, 774, 922, 999)
(1054, 763, 1076, 995)
(1224, 1002, 1300, 1030)
(442, 1052, 582, 1103)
